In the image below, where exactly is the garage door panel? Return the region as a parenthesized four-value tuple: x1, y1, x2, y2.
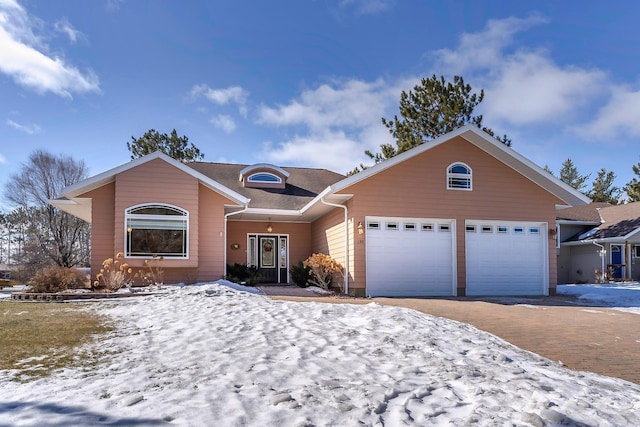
(366, 217, 455, 297)
(466, 221, 548, 296)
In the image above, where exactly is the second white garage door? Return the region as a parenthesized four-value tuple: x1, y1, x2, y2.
(365, 216, 456, 297)
(465, 220, 548, 296)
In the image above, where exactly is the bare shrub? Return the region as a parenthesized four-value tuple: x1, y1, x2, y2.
(28, 267, 89, 293)
(93, 252, 133, 292)
(303, 253, 344, 293)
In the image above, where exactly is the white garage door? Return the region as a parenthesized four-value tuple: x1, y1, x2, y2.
(465, 221, 548, 296)
(365, 216, 456, 297)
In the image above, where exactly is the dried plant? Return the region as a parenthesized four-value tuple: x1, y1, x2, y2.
(93, 252, 133, 292)
(139, 254, 164, 287)
(303, 253, 344, 292)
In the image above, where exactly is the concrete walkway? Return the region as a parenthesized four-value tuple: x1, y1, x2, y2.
(263, 289, 640, 385)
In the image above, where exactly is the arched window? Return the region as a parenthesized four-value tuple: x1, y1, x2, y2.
(447, 162, 472, 190)
(125, 204, 188, 258)
(247, 172, 282, 184)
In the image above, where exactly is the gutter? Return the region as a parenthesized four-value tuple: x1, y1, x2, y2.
(320, 197, 349, 295)
(224, 202, 250, 277)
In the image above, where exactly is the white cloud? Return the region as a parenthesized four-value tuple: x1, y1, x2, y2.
(578, 86, 640, 140)
(435, 15, 548, 73)
(0, 0, 100, 97)
(190, 84, 249, 117)
(209, 114, 236, 134)
(257, 78, 401, 172)
(258, 78, 395, 131)
(262, 130, 371, 173)
(54, 18, 81, 43)
(6, 118, 41, 134)
(434, 15, 606, 126)
(483, 53, 606, 125)
(0, 153, 6, 163)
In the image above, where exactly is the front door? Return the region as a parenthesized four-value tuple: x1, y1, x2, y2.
(259, 236, 278, 282)
(251, 235, 288, 283)
(611, 244, 624, 279)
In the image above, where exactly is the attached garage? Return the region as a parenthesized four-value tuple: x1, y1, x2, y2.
(465, 220, 548, 296)
(365, 216, 456, 297)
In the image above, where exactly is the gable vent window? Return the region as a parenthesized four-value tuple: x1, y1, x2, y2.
(125, 204, 188, 258)
(247, 172, 282, 184)
(447, 162, 472, 190)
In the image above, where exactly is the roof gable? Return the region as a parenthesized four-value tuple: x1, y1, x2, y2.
(59, 152, 248, 205)
(328, 125, 591, 207)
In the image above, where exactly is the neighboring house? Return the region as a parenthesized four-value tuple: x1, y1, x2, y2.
(557, 202, 640, 283)
(0, 264, 12, 280)
(50, 125, 589, 297)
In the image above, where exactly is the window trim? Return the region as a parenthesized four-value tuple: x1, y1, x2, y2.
(125, 203, 189, 258)
(247, 172, 282, 184)
(446, 162, 472, 191)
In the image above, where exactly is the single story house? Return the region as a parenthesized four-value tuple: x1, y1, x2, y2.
(51, 125, 589, 297)
(557, 201, 640, 283)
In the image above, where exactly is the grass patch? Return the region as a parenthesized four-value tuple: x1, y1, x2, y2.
(0, 302, 113, 382)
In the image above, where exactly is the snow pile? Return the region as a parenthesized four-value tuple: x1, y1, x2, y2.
(558, 282, 640, 314)
(1, 282, 640, 426)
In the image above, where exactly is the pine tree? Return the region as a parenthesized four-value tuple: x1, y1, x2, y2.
(558, 158, 590, 192)
(127, 129, 204, 163)
(365, 75, 510, 165)
(623, 161, 640, 202)
(588, 168, 621, 204)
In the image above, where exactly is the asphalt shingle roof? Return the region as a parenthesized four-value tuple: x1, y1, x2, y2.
(187, 162, 345, 210)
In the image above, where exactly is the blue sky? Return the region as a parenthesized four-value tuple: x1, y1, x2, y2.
(1, 0, 640, 207)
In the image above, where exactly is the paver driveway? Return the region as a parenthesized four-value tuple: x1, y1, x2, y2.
(265, 289, 640, 385)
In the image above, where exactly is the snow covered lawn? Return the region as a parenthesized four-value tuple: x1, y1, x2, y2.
(2, 282, 640, 426)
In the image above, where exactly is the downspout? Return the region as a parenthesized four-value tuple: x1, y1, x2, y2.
(224, 202, 250, 277)
(320, 197, 349, 295)
(592, 240, 606, 283)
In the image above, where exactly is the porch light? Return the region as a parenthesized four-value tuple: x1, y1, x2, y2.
(357, 221, 364, 235)
(267, 218, 273, 233)
(549, 228, 557, 240)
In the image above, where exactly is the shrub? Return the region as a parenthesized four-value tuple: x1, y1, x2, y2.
(303, 253, 344, 292)
(28, 267, 89, 293)
(139, 255, 165, 286)
(226, 263, 261, 286)
(93, 252, 133, 292)
(289, 260, 311, 288)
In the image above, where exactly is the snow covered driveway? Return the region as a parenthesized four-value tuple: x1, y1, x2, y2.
(2, 283, 640, 426)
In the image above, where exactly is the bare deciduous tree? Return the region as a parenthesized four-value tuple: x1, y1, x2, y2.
(4, 150, 90, 268)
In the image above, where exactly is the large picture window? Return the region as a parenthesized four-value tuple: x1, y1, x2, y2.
(125, 204, 188, 258)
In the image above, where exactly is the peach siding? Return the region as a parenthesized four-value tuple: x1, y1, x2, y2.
(81, 183, 115, 282)
(310, 203, 355, 292)
(227, 221, 312, 276)
(339, 136, 562, 295)
(114, 158, 200, 273)
(197, 184, 230, 282)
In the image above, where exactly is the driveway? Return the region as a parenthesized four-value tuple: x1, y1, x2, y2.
(263, 289, 640, 385)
